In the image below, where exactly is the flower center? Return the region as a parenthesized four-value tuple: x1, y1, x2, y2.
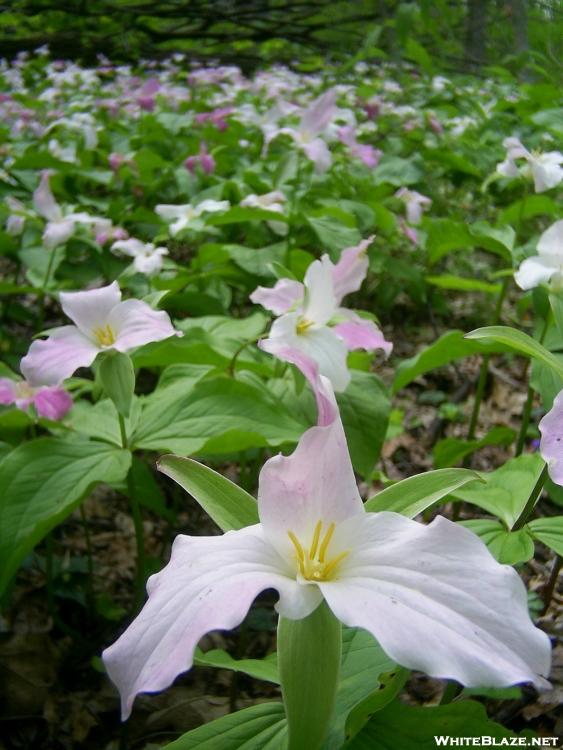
(296, 316, 314, 335)
(287, 520, 349, 582)
(93, 324, 116, 347)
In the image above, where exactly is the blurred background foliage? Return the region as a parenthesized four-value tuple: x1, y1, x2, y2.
(1, 0, 562, 79)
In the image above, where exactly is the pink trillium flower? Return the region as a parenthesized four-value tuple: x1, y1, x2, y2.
(155, 199, 230, 236)
(20, 282, 180, 386)
(338, 126, 381, 168)
(497, 137, 563, 193)
(184, 142, 216, 175)
(34, 172, 112, 249)
(112, 238, 169, 276)
(102, 376, 550, 720)
(251, 238, 392, 391)
(0, 378, 72, 420)
(539, 389, 563, 484)
(514, 220, 563, 291)
(395, 188, 432, 225)
(194, 107, 233, 131)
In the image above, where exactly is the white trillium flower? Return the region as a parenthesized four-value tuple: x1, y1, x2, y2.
(240, 191, 287, 235)
(497, 137, 563, 193)
(102, 376, 551, 720)
(155, 199, 230, 236)
(514, 220, 563, 290)
(395, 188, 432, 225)
(112, 238, 169, 276)
(20, 282, 181, 386)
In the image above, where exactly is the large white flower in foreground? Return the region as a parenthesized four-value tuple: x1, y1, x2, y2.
(155, 199, 229, 236)
(34, 171, 111, 249)
(102, 375, 550, 720)
(514, 220, 563, 290)
(251, 238, 392, 391)
(497, 137, 563, 193)
(20, 282, 180, 386)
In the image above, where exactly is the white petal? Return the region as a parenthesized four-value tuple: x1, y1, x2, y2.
(102, 525, 318, 719)
(250, 279, 304, 315)
(20, 326, 100, 386)
(302, 256, 338, 326)
(155, 204, 187, 220)
(514, 256, 559, 290)
(60, 282, 122, 337)
(109, 299, 179, 351)
(111, 238, 147, 258)
(300, 326, 350, 391)
(538, 220, 563, 256)
(320, 513, 551, 691)
(194, 199, 230, 215)
(43, 218, 75, 249)
(33, 172, 61, 222)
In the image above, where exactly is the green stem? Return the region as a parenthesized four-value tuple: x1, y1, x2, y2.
(542, 555, 562, 614)
(515, 312, 551, 457)
(512, 464, 549, 531)
(118, 412, 128, 449)
(467, 277, 509, 441)
(227, 335, 261, 377)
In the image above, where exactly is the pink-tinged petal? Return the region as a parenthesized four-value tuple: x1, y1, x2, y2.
(300, 89, 337, 137)
(33, 386, 73, 420)
(302, 138, 332, 173)
(333, 315, 392, 357)
(539, 390, 563, 485)
(514, 256, 559, 291)
(102, 525, 319, 720)
(0, 378, 17, 405)
(20, 326, 100, 386)
(109, 299, 180, 352)
(33, 171, 61, 222)
(302, 257, 338, 326)
(60, 282, 122, 337)
(332, 237, 373, 302)
(43, 218, 75, 249)
(250, 279, 304, 315)
(258, 379, 363, 559)
(320, 512, 551, 690)
(538, 220, 563, 256)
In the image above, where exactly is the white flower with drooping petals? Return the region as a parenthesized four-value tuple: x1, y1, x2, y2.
(395, 188, 432, 225)
(20, 282, 181, 386)
(251, 238, 392, 391)
(497, 137, 563, 193)
(102, 374, 551, 720)
(111, 238, 169, 276)
(155, 199, 230, 236)
(240, 191, 287, 235)
(514, 220, 563, 290)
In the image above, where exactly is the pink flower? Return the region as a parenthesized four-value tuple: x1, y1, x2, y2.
(539, 390, 563, 484)
(20, 282, 181, 386)
(184, 142, 215, 174)
(195, 107, 233, 131)
(102, 375, 550, 720)
(0, 378, 72, 420)
(395, 188, 432, 225)
(338, 126, 381, 168)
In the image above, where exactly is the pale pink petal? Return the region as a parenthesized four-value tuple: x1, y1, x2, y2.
(539, 389, 563, 485)
(33, 171, 61, 222)
(109, 299, 180, 352)
(20, 326, 100, 386)
(332, 237, 373, 302)
(0, 378, 17, 405)
(249, 279, 304, 315)
(300, 89, 337, 136)
(33, 386, 73, 420)
(302, 138, 332, 173)
(333, 314, 392, 357)
(43, 218, 75, 249)
(258, 379, 363, 559)
(60, 282, 122, 337)
(320, 512, 551, 690)
(102, 525, 319, 719)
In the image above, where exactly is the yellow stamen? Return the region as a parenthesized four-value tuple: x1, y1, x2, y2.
(309, 520, 322, 559)
(93, 324, 116, 347)
(322, 550, 350, 578)
(296, 317, 313, 335)
(288, 530, 306, 576)
(318, 522, 335, 563)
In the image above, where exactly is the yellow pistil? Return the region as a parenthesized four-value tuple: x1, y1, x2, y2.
(287, 520, 349, 582)
(296, 316, 314, 335)
(93, 324, 116, 347)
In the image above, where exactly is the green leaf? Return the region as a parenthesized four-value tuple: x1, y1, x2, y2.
(499, 195, 559, 225)
(426, 274, 502, 295)
(338, 372, 390, 479)
(279, 601, 341, 750)
(0, 439, 131, 596)
(529, 516, 563, 556)
(194, 648, 278, 684)
(67, 398, 141, 446)
(345, 667, 409, 742)
(469, 222, 514, 258)
(364, 468, 482, 517)
(433, 426, 515, 468)
(466, 326, 563, 380)
(98, 350, 135, 418)
(393, 330, 507, 393)
(307, 216, 362, 260)
(460, 520, 535, 564)
(450, 454, 545, 529)
(157, 455, 259, 531)
(207, 206, 289, 225)
(426, 219, 473, 265)
(346, 698, 525, 749)
(161, 702, 287, 749)
(373, 156, 422, 187)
